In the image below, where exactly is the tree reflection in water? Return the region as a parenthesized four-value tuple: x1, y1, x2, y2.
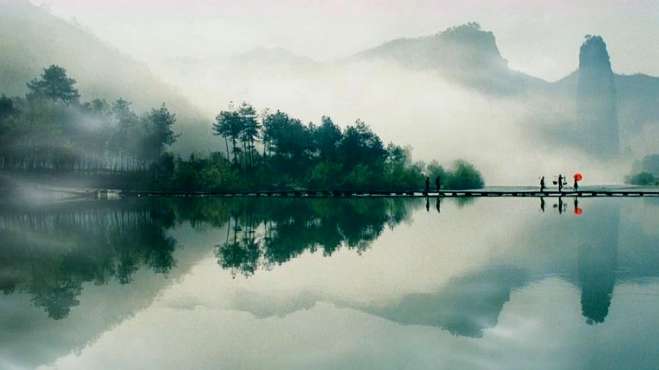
(0, 200, 177, 319)
(0, 196, 641, 328)
(0, 197, 422, 318)
(211, 198, 420, 277)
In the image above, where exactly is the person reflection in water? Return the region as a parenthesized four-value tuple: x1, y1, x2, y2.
(573, 198, 584, 216)
(553, 197, 566, 214)
(540, 197, 546, 212)
(426, 196, 430, 212)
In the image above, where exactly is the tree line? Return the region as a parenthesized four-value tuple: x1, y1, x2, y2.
(168, 103, 484, 191)
(0, 65, 484, 191)
(0, 65, 176, 174)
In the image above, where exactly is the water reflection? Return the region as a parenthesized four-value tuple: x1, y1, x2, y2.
(0, 198, 421, 318)
(2, 196, 659, 370)
(0, 200, 177, 319)
(576, 201, 618, 324)
(358, 266, 529, 337)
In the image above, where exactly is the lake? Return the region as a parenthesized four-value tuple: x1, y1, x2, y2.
(1, 196, 659, 370)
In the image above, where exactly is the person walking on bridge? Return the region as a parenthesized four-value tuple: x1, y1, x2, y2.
(573, 173, 582, 191)
(424, 176, 430, 196)
(435, 176, 441, 193)
(540, 176, 546, 192)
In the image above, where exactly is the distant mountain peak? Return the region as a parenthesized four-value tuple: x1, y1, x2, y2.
(579, 35, 612, 72)
(345, 22, 544, 94)
(577, 34, 619, 157)
(351, 22, 506, 70)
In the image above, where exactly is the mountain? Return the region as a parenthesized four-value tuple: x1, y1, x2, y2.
(551, 38, 659, 158)
(0, 0, 215, 154)
(347, 22, 546, 94)
(576, 35, 620, 157)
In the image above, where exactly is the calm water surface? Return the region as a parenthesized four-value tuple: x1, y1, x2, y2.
(1, 197, 658, 370)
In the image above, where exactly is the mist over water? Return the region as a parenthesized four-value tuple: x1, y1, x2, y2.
(2, 2, 659, 370)
(2, 197, 659, 370)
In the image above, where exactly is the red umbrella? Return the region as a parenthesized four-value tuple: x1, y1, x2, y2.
(574, 173, 583, 182)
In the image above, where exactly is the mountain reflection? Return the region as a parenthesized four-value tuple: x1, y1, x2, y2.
(225, 199, 659, 335)
(360, 267, 529, 337)
(577, 203, 619, 324)
(1, 196, 657, 335)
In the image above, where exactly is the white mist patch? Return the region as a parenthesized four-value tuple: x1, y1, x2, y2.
(167, 59, 628, 185)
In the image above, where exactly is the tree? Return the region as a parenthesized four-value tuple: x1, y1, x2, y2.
(338, 120, 386, 170)
(238, 102, 260, 167)
(110, 98, 140, 171)
(262, 110, 289, 157)
(446, 160, 484, 189)
(213, 110, 243, 164)
(26, 65, 80, 105)
(143, 104, 177, 162)
(0, 95, 16, 122)
(312, 116, 342, 160)
(426, 160, 447, 183)
(626, 172, 656, 186)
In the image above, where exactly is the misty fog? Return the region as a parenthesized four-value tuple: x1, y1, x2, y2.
(159, 55, 630, 184)
(3, 0, 659, 186)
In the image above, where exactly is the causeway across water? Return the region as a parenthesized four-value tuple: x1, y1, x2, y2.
(120, 186, 659, 198)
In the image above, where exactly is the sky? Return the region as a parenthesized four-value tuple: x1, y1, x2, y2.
(34, 0, 659, 81)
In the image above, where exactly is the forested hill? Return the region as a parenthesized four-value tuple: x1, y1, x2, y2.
(0, 0, 214, 154)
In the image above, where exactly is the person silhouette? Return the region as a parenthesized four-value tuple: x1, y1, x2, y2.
(435, 176, 441, 193)
(574, 176, 579, 191)
(558, 174, 564, 193)
(540, 176, 546, 192)
(424, 176, 430, 196)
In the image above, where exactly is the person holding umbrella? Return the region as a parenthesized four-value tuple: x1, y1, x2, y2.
(573, 172, 583, 191)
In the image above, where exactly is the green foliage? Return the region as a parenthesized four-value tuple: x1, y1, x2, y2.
(0, 66, 486, 191)
(626, 172, 657, 186)
(171, 103, 487, 192)
(0, 66, 177, 176)
(427, 160, 447, 184)
(445, 160, 485, 189)
(338, 119, 386, 171)
(313, 116, 342, 160)
(26, 65, 80, 105)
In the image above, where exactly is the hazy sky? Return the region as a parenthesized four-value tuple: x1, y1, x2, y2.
(35, 0, 659, 81)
